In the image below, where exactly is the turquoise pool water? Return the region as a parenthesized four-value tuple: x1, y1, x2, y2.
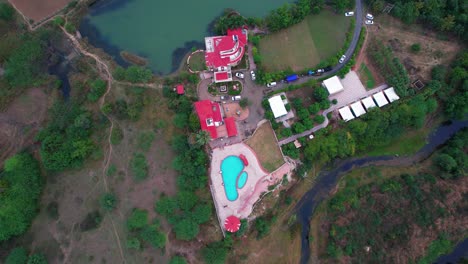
(221, 156, 248, 201)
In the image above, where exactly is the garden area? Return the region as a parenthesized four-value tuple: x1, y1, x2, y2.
(208, 81, 243, 96)
(258, 10, 351, 72)
(187, 51, 206, 72)
(245, 122, 284, 173)
(358, 63, 376, 89)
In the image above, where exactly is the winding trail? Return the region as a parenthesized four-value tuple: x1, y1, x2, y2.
(60, 26, 127, 264)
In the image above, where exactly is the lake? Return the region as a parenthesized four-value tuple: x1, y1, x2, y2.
(80, 0, 292, 75)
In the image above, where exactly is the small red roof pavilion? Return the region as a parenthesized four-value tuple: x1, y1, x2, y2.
(176, 84, 184, 95)
(224, 215, 241, 233)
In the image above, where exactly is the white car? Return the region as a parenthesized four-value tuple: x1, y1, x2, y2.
(339, 55, 347, 63)
(232, 95, 241, 101)
(235, 72, 244, 79)
(250, 70, 256, 80)
(345, 11, 354, 17)
(316, 69, 324, 73)
(266, 82, 277, 88)
(366, 13, 374, 20)
(365, 20, 374, 25)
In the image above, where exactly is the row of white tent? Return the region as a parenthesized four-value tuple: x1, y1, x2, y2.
(338, 87, 400, 122)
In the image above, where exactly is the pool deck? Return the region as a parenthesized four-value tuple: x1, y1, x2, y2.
(209, 142, 294, 232)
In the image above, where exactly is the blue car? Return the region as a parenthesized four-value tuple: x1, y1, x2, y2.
(308, 70, 315, 76)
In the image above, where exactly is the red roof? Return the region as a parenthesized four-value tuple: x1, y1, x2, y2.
(239, 154, 248, 166)
(176, 84, 184, 95)
(214, 71, 229, 81)
(225, 117, 238, 137)
(194, 100, 223, 139)
(205, 27, 248, 69)
(224, 215, 241, 233)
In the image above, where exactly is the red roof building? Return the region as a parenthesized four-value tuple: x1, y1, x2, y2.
(176, 84, 184, 95)
(194, 100, 223, 139)
(224, 117, 238, 137)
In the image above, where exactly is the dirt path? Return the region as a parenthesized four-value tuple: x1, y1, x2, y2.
(60, 24, 127, 264)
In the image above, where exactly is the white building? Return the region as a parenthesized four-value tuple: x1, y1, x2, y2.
(384, 87, 400, 103)
(339, 106, 355, 122)
(268, 95, 288, 118)
(350, 101, 366, 117)
(361, 96, 377, 111)
(373, 91, 389, 107)
(322, 76, 344, 95)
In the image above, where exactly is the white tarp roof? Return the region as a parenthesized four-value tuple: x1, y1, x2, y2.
(322, 76, 344, 95)
(339, 106, 355, 122)
(268, 95, 288, 118)
(350, 101, 366, 117)
(361, 96, 377, 110)
(384, 87, 400, 102)
(373, 91, 389, 107)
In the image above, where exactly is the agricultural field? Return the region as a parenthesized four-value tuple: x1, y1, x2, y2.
(245, 122, 284, 172)
(259, 10, 350, 72)
(7, 0, 72, 22)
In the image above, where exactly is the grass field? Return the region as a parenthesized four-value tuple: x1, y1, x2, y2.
(259, 10, 350, 72)
(358, 63, 376, 89)
(364, 128, 430, 157)
(245, 122, 284, 172)
(188, 51, 205, 71)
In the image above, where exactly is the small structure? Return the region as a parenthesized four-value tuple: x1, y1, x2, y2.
(194, 100, 223, 139)
(361, 96, 377, 111)
(339, 106, 355, 122)
(239, 154, 249, 166)
(373, 91, 389, 107)
(224, 117, 238, 137)
(224, 215, 241, 233)
(384, 87, 400, 103)
(268, 95, 288, 118)
(322, 76, 344, 95)
(293, 140, 302, 148)
(175, 84, 184, 95)
(350, 101, 366, 117)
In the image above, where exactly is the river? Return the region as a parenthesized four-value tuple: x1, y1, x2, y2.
(80, 0, 292, 75)
(295, 119, 468, 264)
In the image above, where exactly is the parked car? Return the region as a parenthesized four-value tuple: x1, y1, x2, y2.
(339, 54, 347, 63)
(235, 72, 244, 79)
(324, 66, 333, 72)
(365, 20, 374, 25)
(345, 11, 354, 16)
(366, 13, 374, 20)
(220, 95, 228, 100)
(267, 82, 277, 88)
(250, 70, 256, 80)
(307, 70, 315, 76)
(316, 69, 324, 73)
(232, 95, 241, 101)
(285, 74, 299, 83)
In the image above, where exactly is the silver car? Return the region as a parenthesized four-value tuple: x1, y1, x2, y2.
(339, 55, 347, 63)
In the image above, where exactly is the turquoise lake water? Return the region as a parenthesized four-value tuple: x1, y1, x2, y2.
(221, 155, 247, 201)
(80, 0, 292, 74)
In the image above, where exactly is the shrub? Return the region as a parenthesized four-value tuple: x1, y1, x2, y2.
(139, 225, 166, 248)
(174, 218, 199, 240)
(0, 3, 14, 21)
(87, 79, 107, 102)
(239, 98, 249, 108)
(410, 43, 421, 53)
(126, 237, 141, 250)
(6, 247, 28, 264)
(65, 23, 76, 33)
(137, 131, 155, 151)
(202, 241, 228, 264)
(130, 153, 148, 181)
(52, 16, 65, 27)
(169, 256, 187, 264)
(106, 164, 117, 176)
(26, 253, 47, 264)
(126, 208, 148, 231)
(314, 115, 325, 124)
(110, 125, 124, 145)
(100, 193, 117, 211)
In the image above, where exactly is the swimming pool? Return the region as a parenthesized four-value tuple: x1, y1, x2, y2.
(221, 156, 249, 201)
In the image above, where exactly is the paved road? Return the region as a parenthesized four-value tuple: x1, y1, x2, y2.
(278, 83, 388, 146)
(269, 0, 364, 90)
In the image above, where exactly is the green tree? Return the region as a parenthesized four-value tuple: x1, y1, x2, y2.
(6, 247, 28, 264)
(434, 153, 457, 173)
(155, 196, 178, 216)
(100, 193, 117, 211)
(0, 3, 14, 21)
(314, 115, 326, 124)
(195, 131, 210, 147)
(177, 191, 198, 212)
(173, 113, 188, 129)
(126, 237, 141, 250)
(239, 98, 249, 108)
(26, 254, 47, 264)
(130, 153, 148, 181)
(87, 79, 107, 102)
(410, 43, 421, 53)
(169, 256, 187, 264)
(191, 204, 212, 224)
(313, 86, 329, 102)
(202, 241, 228, 264)
(174, 219, 199, 240)
(139, 225, 166, 248)
(52, 16, 65, 26)
(126, 208, 148, 231)
(0, 154, 43, 241)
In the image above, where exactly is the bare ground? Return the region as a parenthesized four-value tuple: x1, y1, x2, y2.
(7, 0, 72, 22)
(0, 88, 50, 167)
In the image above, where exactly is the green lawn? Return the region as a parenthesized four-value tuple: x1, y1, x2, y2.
(365, 128, 430, 157)
(188, 52, 206, 71)
(259, 10, 350, 72)
(359, 63, 376, 89)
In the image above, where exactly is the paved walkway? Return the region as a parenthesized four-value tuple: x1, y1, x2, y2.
(278, 82, 388, 146)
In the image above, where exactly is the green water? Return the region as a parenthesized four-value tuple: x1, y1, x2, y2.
(81, 0, 291, 74)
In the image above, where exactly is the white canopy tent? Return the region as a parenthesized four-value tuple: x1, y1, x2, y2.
(361, 96, 377, 110)
(373, 92, 389, 107)
(322, 76, 344, 95)
(339, 106, 355, 122)
(384, 87, 400, 103)
(268, 95, 288, 118)
(350, 101, 366, 117)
